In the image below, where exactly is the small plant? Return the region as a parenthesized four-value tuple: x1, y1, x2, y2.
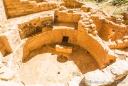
(112, 0, 128, 5)
(123, 0, 128, 3)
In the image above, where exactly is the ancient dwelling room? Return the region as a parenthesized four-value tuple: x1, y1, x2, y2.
(0, 0, 128, 86)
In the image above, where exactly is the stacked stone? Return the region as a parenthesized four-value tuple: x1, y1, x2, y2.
(109, 36, 128, 49)
(0, 36, 12, 56)
(54, 7, 81, 23)
(18, 16, 53, 39)
(81, 14, 97, 36)
(81, 5, 90, 12)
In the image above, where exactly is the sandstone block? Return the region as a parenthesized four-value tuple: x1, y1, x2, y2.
(84, 25, 91, 28)
(81, 6, 89, 12)
(84, 28, 89, 31)
(88, 29, 92, 33)
(116, 40, 125, 48)
(82, 18, 89, 22)
(68, 9, 73, 13)
(109, 41, 117, 48)
(91, 24, 96, 29)
(92, 30, 97, 36)
(6, 5, 13, 9)
(114, 49, 125, 55)
(78, 21, 86, 31)
(66, 47, 72, 53)
(83, 22, 90, 25)
(56, 45, 72, 53)
(56, 45, 63, 51)
(49, 5, 54, 10)
(89, 19, 93, 23)
(123, 39, 128, 46)
(7, 10, 16, 14)
(29, 1, 36, 5)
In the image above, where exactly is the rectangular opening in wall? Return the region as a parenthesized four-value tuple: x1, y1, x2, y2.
(62, 36, 69, 43)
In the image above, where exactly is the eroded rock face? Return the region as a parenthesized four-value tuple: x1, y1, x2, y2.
(0, 0, 128, 86)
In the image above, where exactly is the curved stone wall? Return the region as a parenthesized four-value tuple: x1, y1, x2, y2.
(23, 28, 115, 69)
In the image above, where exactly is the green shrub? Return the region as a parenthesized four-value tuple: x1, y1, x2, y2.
(112, 0, 128, 5)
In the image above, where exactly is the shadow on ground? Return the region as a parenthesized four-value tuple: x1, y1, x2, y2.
(22, 43, 99, 74)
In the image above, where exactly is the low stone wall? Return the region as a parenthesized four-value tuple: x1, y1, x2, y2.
(3, 0, 56, 18)
(109, 36, 128, 49)
(91, 15, 104, 37)
(54, 9, 81, 23)
(108, 21, 128, 41)
(63, 0, 83, 8)
(18, 16, 53, 39)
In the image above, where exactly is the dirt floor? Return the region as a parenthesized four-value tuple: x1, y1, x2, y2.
(19, 43, 99, 85)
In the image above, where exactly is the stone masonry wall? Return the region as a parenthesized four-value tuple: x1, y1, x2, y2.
(90, 15, 104, 38)
(3, 0, 56, 18)
(62, 0, 83, 8)
(91, 15, 128, 41)
(54, 9, 81, 23)
(107, 21, 128, 41)
(109, 36, 128, 49)
(18, 16, 53, 39)
(0, 0, 7, 26)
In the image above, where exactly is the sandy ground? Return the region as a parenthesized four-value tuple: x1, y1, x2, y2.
(19, 44, 99, 85)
